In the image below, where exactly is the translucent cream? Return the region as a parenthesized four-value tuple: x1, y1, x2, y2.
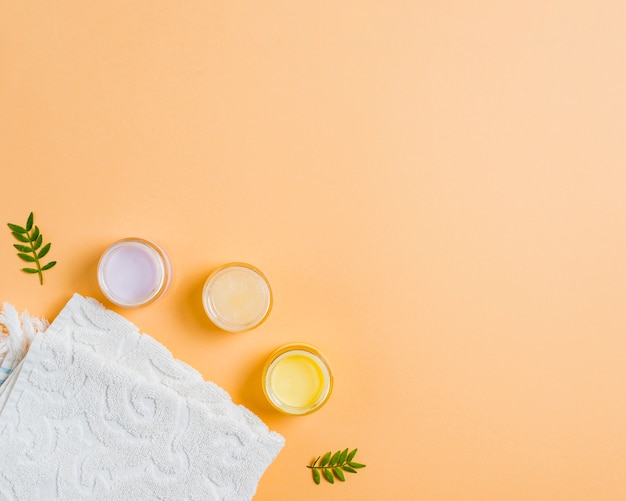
(202, 263, 272, 332)
(97, 238, 171, 307)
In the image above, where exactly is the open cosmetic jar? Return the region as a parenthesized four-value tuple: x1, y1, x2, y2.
(202, 262, 272, 332)
(262, 343, 333, 415)
(97, 238, 172, 307)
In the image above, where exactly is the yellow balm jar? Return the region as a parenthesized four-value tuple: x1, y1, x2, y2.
(263, 344, 333, 415)
(202, 263, 272, 332)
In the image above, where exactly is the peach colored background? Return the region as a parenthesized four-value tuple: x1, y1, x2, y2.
(1, 2, 625, 500)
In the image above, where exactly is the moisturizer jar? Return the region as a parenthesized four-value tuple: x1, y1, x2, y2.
(202, 263, 272, 332)
(97, 238, 172, 307)
(262, 343, 333, 415)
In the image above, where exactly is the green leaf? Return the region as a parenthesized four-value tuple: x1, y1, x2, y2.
(37, 242, 51, 259)
(17, 253, 36, 262)
(332, 467, 345, 481)
(8, 223, 26, 233)
(322, 468, 334, 484)
(320, 452, 331, 467)
(312, 468, 321, 485)
(8, 213, 56, 285)
(32, 234, 43, 250)
(12, 231, 30, 243)
(308, 447, 365, 485)
(13, 244, 33, 253)
(41, 261, 56, 271)
(349, 462, 366, 469)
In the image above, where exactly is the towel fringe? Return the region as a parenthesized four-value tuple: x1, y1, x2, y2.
(0, 302, 49, 383)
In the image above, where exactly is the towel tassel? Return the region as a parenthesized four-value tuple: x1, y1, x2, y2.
(0, 302, 48, 384)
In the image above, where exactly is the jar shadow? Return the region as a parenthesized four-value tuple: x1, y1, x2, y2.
(238, 352, 280, 418)
(71, 250, 107, 304)
(179, 270, 224, 336)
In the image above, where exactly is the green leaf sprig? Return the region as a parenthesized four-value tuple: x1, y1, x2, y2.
(307, 448, 366, 484)
(7, 212, 56, 285)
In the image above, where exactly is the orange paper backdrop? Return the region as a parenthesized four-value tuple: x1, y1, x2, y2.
(1, 2, 625, 500)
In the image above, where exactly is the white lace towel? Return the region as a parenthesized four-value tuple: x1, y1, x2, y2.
(0, 294, 284, 500)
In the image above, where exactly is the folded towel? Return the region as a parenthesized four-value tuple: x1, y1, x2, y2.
(0, 294, 284, 500)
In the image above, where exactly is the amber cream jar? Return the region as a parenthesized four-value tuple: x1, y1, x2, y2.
(97, 238, 172, 307)
(202, 263, 272, 332)
(262, 343, 333, 415)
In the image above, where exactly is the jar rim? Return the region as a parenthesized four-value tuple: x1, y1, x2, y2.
(262, 343, 333, 415)
(202, 262, 273, 332)
(97, 238, 171, 307)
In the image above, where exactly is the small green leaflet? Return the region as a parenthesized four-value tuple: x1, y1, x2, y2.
(7, 212, 56, 285)
(307, 448, 366, 485)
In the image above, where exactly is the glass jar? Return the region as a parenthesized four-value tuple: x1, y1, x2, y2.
(97, 238, 172, 307)
(202, 262, 272, 332)
(262, 343, 333, 415)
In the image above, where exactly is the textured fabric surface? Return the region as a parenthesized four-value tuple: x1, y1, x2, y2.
(0, 294, 284, 500)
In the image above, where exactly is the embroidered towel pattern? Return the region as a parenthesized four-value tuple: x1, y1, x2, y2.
(0, 294, 284, 500)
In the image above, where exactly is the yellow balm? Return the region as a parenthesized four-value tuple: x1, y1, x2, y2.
(270, 354, 324, 408)
(263, 344, 333, 415)
(203, 263, 272, 332)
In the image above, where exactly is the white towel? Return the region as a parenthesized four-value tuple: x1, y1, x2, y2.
(0, 294, 284, 500)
